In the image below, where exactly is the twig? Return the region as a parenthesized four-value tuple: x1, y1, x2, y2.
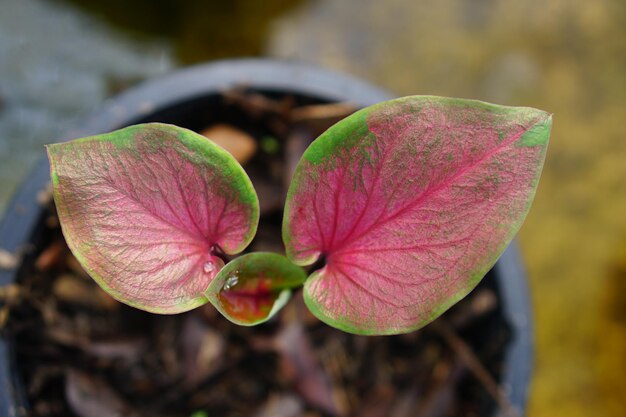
(433, 320, 520, 417)
(413, 359, 463, 417)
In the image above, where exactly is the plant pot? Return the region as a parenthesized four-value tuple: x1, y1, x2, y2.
(0, 59, 532, 417)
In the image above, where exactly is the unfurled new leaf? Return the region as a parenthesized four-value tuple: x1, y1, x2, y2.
(47, 123, 259, 314)
(283, 96, 551, 335)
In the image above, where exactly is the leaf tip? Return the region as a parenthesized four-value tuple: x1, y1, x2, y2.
(516, 109, 553, 148)
(46, 143, 63, 185)
(45, 142, 59, 159)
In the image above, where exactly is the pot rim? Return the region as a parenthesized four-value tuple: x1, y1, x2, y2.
(0, 58, 532, 416)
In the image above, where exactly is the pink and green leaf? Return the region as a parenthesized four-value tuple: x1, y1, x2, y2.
(206, 252, 306, 326)
(283, 96, 551, 335)
(47, 123, 259, 314)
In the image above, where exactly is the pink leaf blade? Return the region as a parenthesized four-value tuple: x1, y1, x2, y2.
(283, 96, 551, 334)
(206, 252, 307, 326)
(47, 123, 259, 314)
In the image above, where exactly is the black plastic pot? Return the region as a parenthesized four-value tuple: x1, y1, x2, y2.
(0, 59, 532, 416)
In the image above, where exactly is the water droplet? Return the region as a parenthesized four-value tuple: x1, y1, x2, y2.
(203, 261, 215, 273)
(223, 274, 239, 290)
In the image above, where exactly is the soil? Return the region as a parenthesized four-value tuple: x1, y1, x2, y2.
(4, 91, 513, 417)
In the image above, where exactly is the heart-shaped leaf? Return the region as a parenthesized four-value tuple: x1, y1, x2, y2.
(283, 96, 551, 335)
(47, 123, 259, 314)
(206, 252, 306, 325)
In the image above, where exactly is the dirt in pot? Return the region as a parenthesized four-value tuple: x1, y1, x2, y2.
(5, 91, 515, 417)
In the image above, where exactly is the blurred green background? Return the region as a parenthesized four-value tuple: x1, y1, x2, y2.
(0, 0, 624, 416)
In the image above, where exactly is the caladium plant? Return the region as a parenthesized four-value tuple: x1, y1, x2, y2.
(47, 96, 551, 335)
